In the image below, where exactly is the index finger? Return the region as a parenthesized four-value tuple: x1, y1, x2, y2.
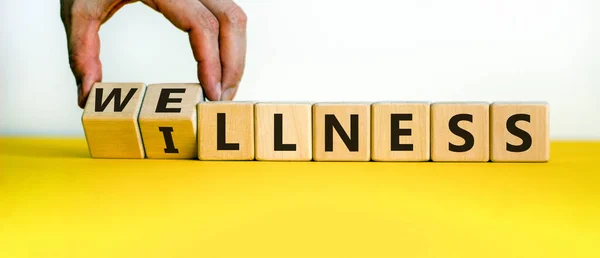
(142, 0, 223, 101)
(200, 0, 248, 100)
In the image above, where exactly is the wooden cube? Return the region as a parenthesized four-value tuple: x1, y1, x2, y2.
(255, 103, 312, 161)
(313, 103, 370, 161)
(431, 102, 489, 162)
(371, 102, 430, 161)
(82, 82, 146, 159)
(138, 84, 204, 159)
(490, 102, 549, 162)
(197, 102, 255, 160)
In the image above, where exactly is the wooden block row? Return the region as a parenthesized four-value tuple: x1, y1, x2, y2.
(83, 83, 549, 162)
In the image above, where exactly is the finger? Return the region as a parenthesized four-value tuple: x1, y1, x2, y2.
(70, 19, 103, 109)
(61, 1, 104, 108)
(142, 0, 223, 101)
(61, 0, 133, 108)
(199, 0, 247, 100)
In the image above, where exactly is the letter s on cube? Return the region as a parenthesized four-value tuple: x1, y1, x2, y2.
(490, 102, 549, 162)
(431, 102, 490, 162)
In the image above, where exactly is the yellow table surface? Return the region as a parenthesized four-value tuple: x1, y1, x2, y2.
(1, 138, 599, 258)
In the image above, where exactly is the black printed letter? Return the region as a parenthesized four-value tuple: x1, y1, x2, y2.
(217, 113, 240, 150)
(95, 88, 138, 112)
(159, 127, 179, 154)
(448, 114, 474, 152)
(274, 114, 296, 151)
(506, 114, 532, 152)
(156, 88, 186, 113)
(325, 114, 359, 152)
(391, 114, 413, 151)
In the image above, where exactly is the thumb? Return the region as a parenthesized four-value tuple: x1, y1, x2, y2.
(61, 4, 103, 108)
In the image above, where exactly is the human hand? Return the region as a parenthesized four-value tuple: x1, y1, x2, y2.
(60, 0, 247, 108)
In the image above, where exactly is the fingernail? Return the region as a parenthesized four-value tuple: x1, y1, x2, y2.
(215, 82, 222, 100)
(77, 83, 84, 107)
(220, 87, 237, 101)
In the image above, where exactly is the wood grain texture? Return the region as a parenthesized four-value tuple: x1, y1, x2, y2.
(431, 102, 489, 162)
(313, 103, 371, 161)
(371, 102, 430, 161)
(197, 102, 255, 160)
(491, 102, 549, 162)
(138, 84, 204, 159)
(255, 103, 312, 161)
(82, 83, 146, 159)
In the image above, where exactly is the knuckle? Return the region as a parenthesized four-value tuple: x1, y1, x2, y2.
(68, 52, 86, 74)
(221, 4, 247, 27)
(69, 1, 102, 21)
(70, 3, 88, 19)
(197, 9, 220, 34)
(229, 67, 244, 81)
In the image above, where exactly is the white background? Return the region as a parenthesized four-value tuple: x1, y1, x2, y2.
(1, 0, 598, 139)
